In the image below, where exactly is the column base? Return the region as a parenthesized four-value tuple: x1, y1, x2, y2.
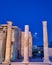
(22, 61, 29, 63)
(44, 60, 51, 63)
(2, 60, 11, 64)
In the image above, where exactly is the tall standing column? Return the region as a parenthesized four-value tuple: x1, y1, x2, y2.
(23, 25, 29, 63)
(42, 21, 49, 62)
(3, 22, 12, 63)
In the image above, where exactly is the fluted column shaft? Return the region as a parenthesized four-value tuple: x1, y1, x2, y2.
(23, 25, 29, 62)
(4, 22, 12, 63)
(42, 21, 49, 62)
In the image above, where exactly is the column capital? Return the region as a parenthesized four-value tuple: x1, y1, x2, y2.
(42, 21, 47, 24)
(25, 25, 29, 39)
(7, 21, 12, 25)
(25, 25, 29, 30)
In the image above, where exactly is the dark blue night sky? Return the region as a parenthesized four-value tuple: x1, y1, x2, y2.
(0, 0, 52, 46)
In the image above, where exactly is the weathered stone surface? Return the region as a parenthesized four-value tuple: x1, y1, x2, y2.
(0, 28, 7, 63)
(21, 32, 32, 57)
(11, 62, 51, 65)
(0, 21, 51, 65)
(29, 32, 32, 57)
(42, 21, 49, 62)
(21, 32, 24, 57)
(23, 25, 29, 62)
(4, 22, 12, 63)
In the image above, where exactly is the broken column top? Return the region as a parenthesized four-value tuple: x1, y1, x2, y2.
(7, 21, 12, 25)
(25, 25, 29, 31)
(42, 21, 47, 24)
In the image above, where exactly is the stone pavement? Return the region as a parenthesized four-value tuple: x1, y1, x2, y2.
(0, 62, 52, 65)
(11, 62, 52, 65)
(2, 62, 52, 65)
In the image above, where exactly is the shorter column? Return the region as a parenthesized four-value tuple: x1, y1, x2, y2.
(42, 21, 49, 62)
(23, 25, 29, 63)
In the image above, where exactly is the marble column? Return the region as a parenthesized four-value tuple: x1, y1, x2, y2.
(23, 25, 29, 63)
(42, 21, 49, 62)
(21, 32, 32, 58)
(3, 22, 12, 63)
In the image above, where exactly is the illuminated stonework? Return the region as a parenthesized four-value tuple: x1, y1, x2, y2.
(0, 21, 32, 64)
(0, 21, 51, 65)
(21, 32, 32, 57)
